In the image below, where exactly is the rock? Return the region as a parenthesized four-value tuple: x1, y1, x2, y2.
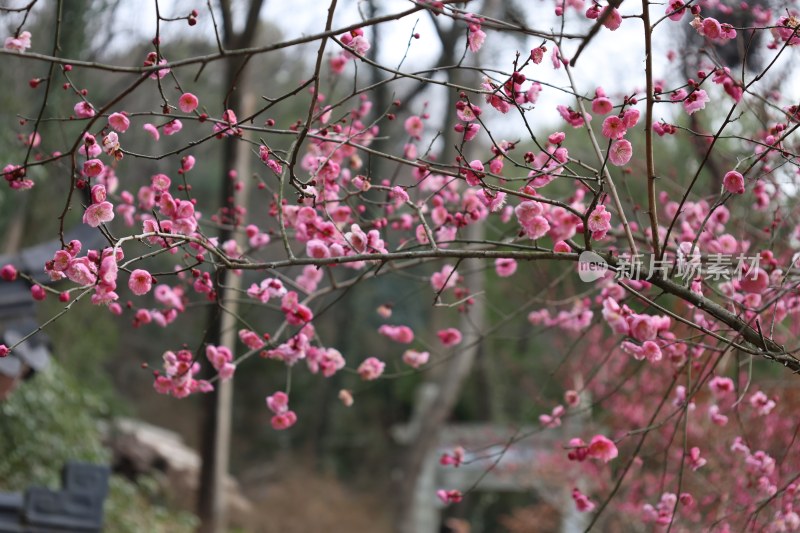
(106, 418, 252, 524)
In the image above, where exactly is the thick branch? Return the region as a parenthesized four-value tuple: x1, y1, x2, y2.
(649, 275, 800, 372)
(641, 0, 660, 258)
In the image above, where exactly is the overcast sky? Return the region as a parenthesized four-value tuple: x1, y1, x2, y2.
(101, 0, 680, 134)
(11, 0, 795, 139)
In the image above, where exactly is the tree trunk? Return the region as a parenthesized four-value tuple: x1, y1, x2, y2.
(197, 2, 264, 530)
(393, 234, 485, 533)
(197, 88, 256, 533)
(393, 22, 485, 531)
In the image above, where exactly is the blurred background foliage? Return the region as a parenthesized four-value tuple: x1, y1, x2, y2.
(0, 361, 198, 532)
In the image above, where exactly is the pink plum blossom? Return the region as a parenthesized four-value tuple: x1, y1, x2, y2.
(454, 122, 480, 141)
(108, 112, 130, 132)
(622, 108, 640, 128)
(181, 155, 195, 172)
(455, 101, 481, 122)
(239, 329, 266, 350)
(739, 268, 769, 294)
(338, 389, 354, 407)
(102, 133, 120, 157)
(437, 328, 463, 347)
(592, 96, 613, 115)
(723, 171, 745, 194)
(431, 265, 458, 292)
(641, 341, 662, 362)
(463, 159, 484, 186)
(83, 159, 104, 178)
(683, 89, 709, 115)
(404, 115, 424, 139)
(688, 447, 707, 471)
(749, 391, 776, 416)
(266, 391, 290, 414)
(4, 31, 31, 52)
(557, 105, 591, 127)
(306, 239, 331, 259)
(467, 27, 486, 52)
(270, 411, 299, 430)
(402, 349, 430, 369)
(437, 489, 463, 505)
(31, 284, 46, 301)
(554, 241, 571, 253)
(540, 405, 565, 428)
(83, 202, 114, 227)
(357, 357, 385, 380)
(178, 92, 199, 113)
(280, 291, 314, 325)
(1, 264, 18, 281)
(666, 0, 686, 21)
(608, 139, 632, 166)
(709, 376, 735, 397)
(494, 258, 517, 277)
(602, 7, 622, 30)
(565, 390, 580, 407)
(587, 434, 618, 462)
(247, 277, 286, 303)
(530, 46, 546, 64)
(163, 119, 182, 136)
(709, 404, 729, 426)
(440, 446, 464, 468)
(143, 123, 160, 141)
(378, 324, 414, 344)
(341, 29, 370, 58)
(602, 116, 627, 140)
(79, 134, 101, 158)
(551, 45, 562, 69)
(74, 101, 96, 118)
(587, 205, 612, 237)
(128, 269, 153, 296)
(206, 344, 235, 380)
(266, 391, 297, 430)
(572, 488, 596, 512)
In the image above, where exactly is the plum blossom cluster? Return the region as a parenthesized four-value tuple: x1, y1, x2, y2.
(134, 174, 200, 237)
(3, 2, 800, 529)
(357, 357, 385, 381)
(691, 15, 737, 43)
(439, 446, 465, 468)
(43, 239, 129, 309)
(206, 344, 236, 381)
(572, 488, 595, 513)
(527, 299, 593, 333)
(481, 74, 541, 115)
(266, 391, 297, 430)
(131, 284, 186, 329)
(465, 13, 486, 52)
(212, 109, 240, 138)
(330, 28, 370, 73)
(567, 434, 618, 463)
(153, 349, 212, 398)
(642, 492, 694, 526)
(2, 164, 33, 190)
(601, 297, 686, 364)
(436, 489, 463, 505)
(4, 30, 30, 52)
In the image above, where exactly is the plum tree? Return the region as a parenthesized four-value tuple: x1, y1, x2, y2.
(2, 0, 800, 531)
